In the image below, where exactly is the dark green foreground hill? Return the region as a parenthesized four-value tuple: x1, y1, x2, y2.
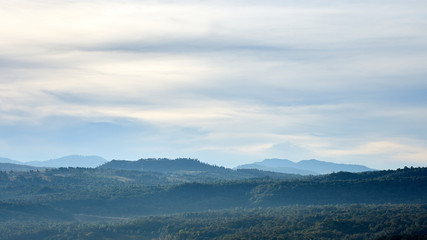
(0, 166, 426, 218)
(1, 204, 426, 240)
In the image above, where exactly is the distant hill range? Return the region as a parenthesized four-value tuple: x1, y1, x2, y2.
(25, 155, 107, 168)
(0, 157, 22, 164)
(0, 156, 374, 175)
(0, 155, 107, 169)
(0, 163, 43, 171)
(235, 158, 375, 175)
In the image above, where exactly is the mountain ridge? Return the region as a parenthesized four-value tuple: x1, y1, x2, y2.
(26, 155, 107, 168)
(236, 158, 375, 175)
(234, 163, 317, 175)
(0, 155, 107, 168)
(0, 157, 21, 164)
(0, 163, 44, 171)
(0, 156, 376, 174)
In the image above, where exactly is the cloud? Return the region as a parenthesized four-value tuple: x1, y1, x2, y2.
(318, 140, 427, 168)
(0, 0, 427, 168)
(323, 141, 422, 156)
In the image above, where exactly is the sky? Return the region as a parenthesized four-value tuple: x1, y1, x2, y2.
(1, 0, 427, 169)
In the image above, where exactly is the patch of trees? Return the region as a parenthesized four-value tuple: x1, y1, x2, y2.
(0, 204, 426, 240)
(0, 167, 426, 219)
(0, 167, 426, 239)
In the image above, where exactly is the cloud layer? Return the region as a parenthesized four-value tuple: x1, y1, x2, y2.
(1, 0, 427, 168)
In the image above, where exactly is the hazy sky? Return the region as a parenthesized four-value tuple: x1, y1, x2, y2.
(1, 0, 427, 169)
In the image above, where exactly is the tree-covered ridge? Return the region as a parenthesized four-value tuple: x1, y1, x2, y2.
(0, 165, 298, 201)
(1, 204, 426, 240)
(99, 158, 224, 172)
(0, 167, 426, 239)
(0, 167, 425, 221)
(0, 163, 43, 171)
(251, 167, 427, 206)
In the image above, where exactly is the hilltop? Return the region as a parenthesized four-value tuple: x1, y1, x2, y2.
(99, 158, 223, 172)
(98, 158, 299, 180)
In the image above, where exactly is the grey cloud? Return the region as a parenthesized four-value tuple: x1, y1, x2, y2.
(1, 0, 427, 168)
(0, 57, 46, 69)
(42, 90, 149, 106)
(77, 38, 321, 64)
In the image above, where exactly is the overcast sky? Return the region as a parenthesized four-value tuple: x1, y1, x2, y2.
(1, 0, 427, 169)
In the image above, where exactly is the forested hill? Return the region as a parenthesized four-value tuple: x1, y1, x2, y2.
(99, 158, 223, 172)
(0, 167, 425, 221)
(3, 205, 425, 240)
(97, 158, 298, 180)
(0, 163, 43, 171)
(0, 166, 426, 240)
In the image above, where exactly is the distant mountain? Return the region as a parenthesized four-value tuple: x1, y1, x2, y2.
(0, 157, 21, 164)
(235, 158, 375, 175)
(25, 155, 107, 168)
(235, 163, 317, 175)
(0, 163, 44, 171)
(296, 159, 374, 174)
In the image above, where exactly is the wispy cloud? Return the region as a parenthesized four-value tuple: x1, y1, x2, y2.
(1, 0, 426, 168)
(318, 140, 427, 168)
